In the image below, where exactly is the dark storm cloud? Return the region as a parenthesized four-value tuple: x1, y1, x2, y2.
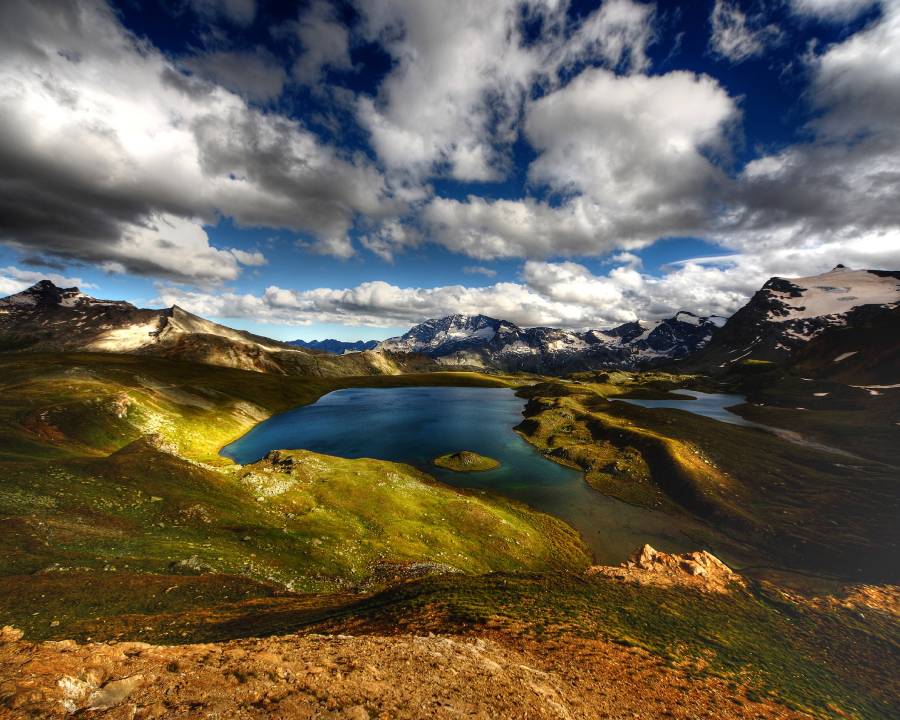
(0, 0, 396, 279)
(181, 48, 287, 102)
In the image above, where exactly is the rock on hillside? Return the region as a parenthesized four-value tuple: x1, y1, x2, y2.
(587, 544, 743, 593)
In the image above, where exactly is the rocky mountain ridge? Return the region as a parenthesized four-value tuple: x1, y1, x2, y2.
(3, 266, 898, 379)
(0, 281, 424, 377)
(683, 266, 900, 381)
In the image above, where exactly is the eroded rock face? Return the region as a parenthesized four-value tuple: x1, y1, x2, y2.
(587, 544, 742, 593)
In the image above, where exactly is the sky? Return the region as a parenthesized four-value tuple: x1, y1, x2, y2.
(1, 0, 899, 341)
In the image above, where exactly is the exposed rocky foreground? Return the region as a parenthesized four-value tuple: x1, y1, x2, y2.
(1, 627, 809, 720)
(4, 547, 895, 719)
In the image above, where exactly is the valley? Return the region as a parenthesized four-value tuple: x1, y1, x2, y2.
(0, 270, 898, 719)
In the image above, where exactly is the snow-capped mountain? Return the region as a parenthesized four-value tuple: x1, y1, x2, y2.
(379, 311, 726, 373)
(685, 266, 900, 379)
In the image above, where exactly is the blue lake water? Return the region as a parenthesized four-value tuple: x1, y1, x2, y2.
(221, 386, 701, 564)
(613, 390, 755, 425)
(616, 390, 859, 458)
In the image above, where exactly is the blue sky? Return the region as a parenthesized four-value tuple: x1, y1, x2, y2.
(1, 0, 898, 340)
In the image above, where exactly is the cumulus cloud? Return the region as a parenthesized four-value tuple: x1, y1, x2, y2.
(357, 0, 656, 183)
(155, 230, 900, 331)
(358, 220, 422, 262)
(810, 1, 900, 138)
(717, 2, 900, 255)
(182, 48, 287, 102)
(709, 0, 782, 62)
(288, 0, 354, 84)
(0, 0, 393, 281)
(420, 67, 738, 260)
(228, 248, 267, 266)
(525, 68, 736, 217)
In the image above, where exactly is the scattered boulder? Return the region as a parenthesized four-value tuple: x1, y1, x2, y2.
(168, 555, 214, 574)
(87, 674, 145, 710)
(265, 450, 295, 471)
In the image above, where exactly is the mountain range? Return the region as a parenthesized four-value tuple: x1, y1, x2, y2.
(378, 311, 726, 373)
(1, 266, 897, 380)
(288, 338, 379, 354)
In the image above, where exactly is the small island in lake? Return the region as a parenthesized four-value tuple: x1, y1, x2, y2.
(433, 450, 501, 472)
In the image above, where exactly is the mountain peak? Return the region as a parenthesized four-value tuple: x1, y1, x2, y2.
(1, 279, 82, 308)
(0, 279, 139, 311)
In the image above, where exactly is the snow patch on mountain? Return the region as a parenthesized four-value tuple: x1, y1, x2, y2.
(765, 267, 900, 323)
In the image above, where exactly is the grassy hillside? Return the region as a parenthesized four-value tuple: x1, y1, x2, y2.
(0, 355, 896, 719)
(0, 353, 587, 594)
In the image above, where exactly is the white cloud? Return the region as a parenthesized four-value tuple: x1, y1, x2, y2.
(525, 68, 736, 206)
(182, 48, 287, 102)
(359, 220, 422, 261)
(357, 0, 656, 183)
(717, 3, 900, 254)
(811, 1, 900, 138)
(0, 0, 394, 281)
(289, 0, 354, 84)
(463, 266, 497, 277)
(156, 226, 900, 330)
(419, 67, 738, 260)
(709, 0, 782, 63)
(790, 0, 880, 21)
(107, 215, 266, 283)
(423, 196, 605, 260)
(229, 248, 268, 266)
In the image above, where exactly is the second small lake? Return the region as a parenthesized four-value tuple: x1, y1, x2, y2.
(222, 386, 704, 564)
(613, 390, 755, 425)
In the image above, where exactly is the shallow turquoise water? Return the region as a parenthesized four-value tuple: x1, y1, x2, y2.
(221, 386, 700, 564)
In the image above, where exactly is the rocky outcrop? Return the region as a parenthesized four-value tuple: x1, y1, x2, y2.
(587, 544, 742, 593)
